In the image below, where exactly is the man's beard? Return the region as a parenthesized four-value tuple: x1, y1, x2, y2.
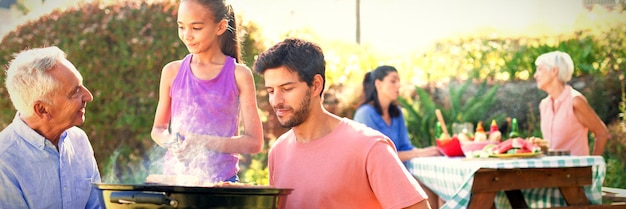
(277, 89, 311, 128)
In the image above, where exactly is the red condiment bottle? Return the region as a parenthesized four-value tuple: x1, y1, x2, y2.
(488, 119, 502, 142)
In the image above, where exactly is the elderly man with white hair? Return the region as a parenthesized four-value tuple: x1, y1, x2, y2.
(533, 50, 610, 156)
(0, 46, 101, 208)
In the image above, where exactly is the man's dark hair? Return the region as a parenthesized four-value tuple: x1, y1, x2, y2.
(253, 38, 326, 96)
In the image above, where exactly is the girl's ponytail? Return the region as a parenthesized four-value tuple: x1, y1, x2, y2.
(219, 4, 241, 63)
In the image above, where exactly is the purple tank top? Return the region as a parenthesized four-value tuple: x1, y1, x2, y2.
(164, 54, 240, 182)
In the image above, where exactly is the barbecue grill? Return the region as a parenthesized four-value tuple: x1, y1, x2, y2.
(94, 183, 293, 209)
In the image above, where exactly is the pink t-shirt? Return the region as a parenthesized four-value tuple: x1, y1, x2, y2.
(269, 118, 427, 209)
(539, 85, 589, 156)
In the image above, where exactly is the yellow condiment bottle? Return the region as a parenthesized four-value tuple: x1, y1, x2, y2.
(474, 121, 487, 142)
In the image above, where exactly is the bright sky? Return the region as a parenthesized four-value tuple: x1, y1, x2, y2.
(229, 0, 586, 54)
(0, 0, 598, 54)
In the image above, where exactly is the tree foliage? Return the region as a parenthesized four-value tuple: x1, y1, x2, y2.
(1, 1, 624, 188)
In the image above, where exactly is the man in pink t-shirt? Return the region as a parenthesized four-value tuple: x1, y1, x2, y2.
(254, 38, 431, 209)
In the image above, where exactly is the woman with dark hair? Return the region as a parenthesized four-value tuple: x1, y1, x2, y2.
(354, 65, 440, 163)
(354, 65, 442, 208)
(150, 0, 263, 183)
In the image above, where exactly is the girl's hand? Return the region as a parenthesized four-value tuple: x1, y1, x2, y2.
(173, 132, 206, 162)
(162, 132, 187, 161)
(161, 132, 181, 149)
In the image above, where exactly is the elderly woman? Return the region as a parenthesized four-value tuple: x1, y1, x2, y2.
(534, 51, 610, 156)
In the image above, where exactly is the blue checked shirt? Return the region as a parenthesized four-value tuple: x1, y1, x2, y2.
(0, 115, 101, 209)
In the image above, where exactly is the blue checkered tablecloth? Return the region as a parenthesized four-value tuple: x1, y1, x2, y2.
(407, 156, 606, 209)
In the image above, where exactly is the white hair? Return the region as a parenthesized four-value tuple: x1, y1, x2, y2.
(5, 46, 66, 117)
(534, 51, 574, 83)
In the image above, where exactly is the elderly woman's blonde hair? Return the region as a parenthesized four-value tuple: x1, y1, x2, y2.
(534, 51, 574, 83)
(5, 46, 65, 117)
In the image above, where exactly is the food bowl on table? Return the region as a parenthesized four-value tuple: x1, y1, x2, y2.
(461, 141, 499, 158)
(436, 137, 465, 157)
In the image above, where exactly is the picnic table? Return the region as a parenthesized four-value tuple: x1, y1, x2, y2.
(407, 155, 622, 208)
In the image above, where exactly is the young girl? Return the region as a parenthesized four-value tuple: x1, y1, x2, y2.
(150, 0, 263, 183)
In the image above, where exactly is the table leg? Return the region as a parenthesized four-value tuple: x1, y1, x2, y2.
(559, 186, 590, 205)
(468, 192, 497, 209)
(505, 190, 529, 208)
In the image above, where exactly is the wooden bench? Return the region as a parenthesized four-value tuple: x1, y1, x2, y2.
(602, 187, 626, 204)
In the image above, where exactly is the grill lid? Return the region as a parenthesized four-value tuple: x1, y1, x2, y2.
(94, 183, 293, 195)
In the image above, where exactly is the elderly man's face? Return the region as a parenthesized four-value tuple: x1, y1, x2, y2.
(46, 59, 94, 128)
